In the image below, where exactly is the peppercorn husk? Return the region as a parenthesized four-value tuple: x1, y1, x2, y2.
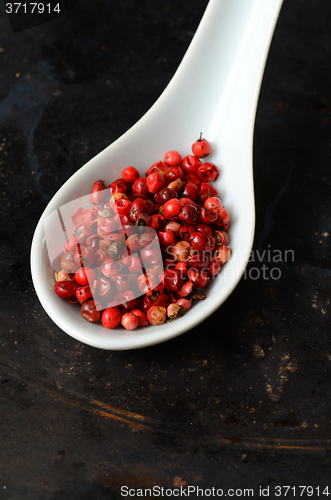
(54, 271, 75, 282)
(107, 241, 121, 259)
(191, 287, 207, 300)
(167, 303, 185, 322)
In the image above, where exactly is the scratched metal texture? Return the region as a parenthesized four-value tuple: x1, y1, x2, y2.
(0, 0, 331, 498)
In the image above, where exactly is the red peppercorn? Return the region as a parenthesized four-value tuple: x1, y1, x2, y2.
(197, 162, 220, 182)
(159, 229, 177, 247)
(196, 223, 212, 236)
(178, 197, 196, 208)
(126, 234, 142, 252)
(155, 187, 178, 204)
(110, 178, 129, 195)
(94, 248, 108, 266)
(162, 269, 183, 292)
(182, 182, 199, 201)
(129, 198, 150, 222)
(199, 182, 218, 202)
(130, 309, 149, 327)
(213, 230, 229, 246)
(101, 307, 122, 328)
(73, 246, 94, 267)
(84, 206, 100, 224)
(85, 235, 101, 251)
(119, 214, 131, 226)
(179, 224, 195, 241)
(192, 134, 211, 158)
(204, 196, 223, 211)
(191, 232, 209, 252)
(178, 204, 198, 225)
(101, 258, 120, 278)
(121, 312, 139, 330)
(213, 208, 230, 228)
(163, 198, 183, 219)
(132, 177, 149, 196)
(149, 213, 166, 232)
(145, 161, 169, 177)
(165, 166, 185, 182)
(141, 294, 152, 313)
(114, 198, 132, 215)
(103, 239, 121, 262)
(75, 266, 96, 286)
(175, 262, 189, 279)
(163, 150, 182, 166)
(167, 178, 184, 193)
(141, 246, 160, 265)
(146, 172, 165, 194)
(137, 273, 157, 294)
(189, 252, 210, 271)
(188, 269, 210, 288)
(139, 232, 155, 249)
(163, 221, 182, 234)
(180, 281, 194, 298)
(71, 207, 86, 226)
(206, 235, 216, 252)
(72, 223, 92, 243)
(145, 199, 156, 215)
(121, 166, 140, 184)
(214, 245, 231, 264)
(54, 281, 78, 300)
(97, 218, 119, 238)
(90, 180, 109, 205)
(111, 274, 131, 293)
(93, 277, 115, 301)
(146, 284, 169, 307)
(63, 235, 78, 253)
(181, 154, 202, 174)
(199, 208, 218, 225)
(127, 255, 142, 273)
(81, 299, 102, 322)
(176, 298, 192, 311)
(105, 233, 126, 248)
(120, 290, 141, 311)
(76, 285, 93, 303)
(185, 173, 201, 187)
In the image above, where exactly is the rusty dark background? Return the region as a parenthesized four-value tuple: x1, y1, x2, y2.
(1, 0, 331, 498)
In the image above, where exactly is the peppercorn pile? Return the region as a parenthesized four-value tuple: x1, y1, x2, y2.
(54, 136, 231, 331)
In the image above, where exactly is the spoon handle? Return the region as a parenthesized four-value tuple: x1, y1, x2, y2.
(149, 0, 284, 145)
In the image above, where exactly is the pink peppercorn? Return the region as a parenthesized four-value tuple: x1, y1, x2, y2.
(121, 312, 139, 331)
(147, 306, 167, 325)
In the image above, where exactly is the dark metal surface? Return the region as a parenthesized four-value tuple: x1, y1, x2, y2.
(1, 0, 331, 498)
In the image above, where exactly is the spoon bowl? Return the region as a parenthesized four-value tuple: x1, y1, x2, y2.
(31, 0, 283, 349)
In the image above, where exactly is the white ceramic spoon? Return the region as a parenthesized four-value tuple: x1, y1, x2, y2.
(30, 0, 283, 350)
